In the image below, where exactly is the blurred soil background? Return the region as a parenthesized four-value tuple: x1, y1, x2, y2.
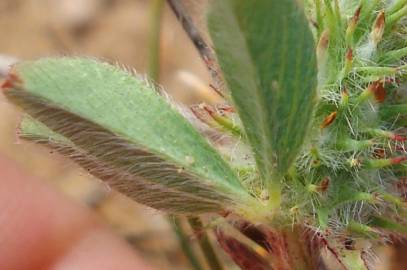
(0, 1, 405, 269)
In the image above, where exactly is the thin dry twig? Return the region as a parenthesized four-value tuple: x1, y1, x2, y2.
(166, 0, 223, 94)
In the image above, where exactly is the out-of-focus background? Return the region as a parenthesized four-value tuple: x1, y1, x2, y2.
(0, 1, 405, 269)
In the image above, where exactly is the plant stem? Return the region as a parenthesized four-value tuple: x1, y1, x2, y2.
(188, 216, 224, 270)
(268, 180, 282, 210)
(314, 0, 324, 36)
(148, 0, 165, 82)
(170, 217, 205, 270)
(277, 227, 315, 270)
(242, 225, 316, 270)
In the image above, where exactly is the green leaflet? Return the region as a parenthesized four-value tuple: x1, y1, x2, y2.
(19, 116, 228, 213)
(3, 58, 254, 214)
(208, 1, 317, 187)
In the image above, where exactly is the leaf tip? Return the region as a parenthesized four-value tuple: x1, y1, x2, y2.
(1, 71, 22, 91)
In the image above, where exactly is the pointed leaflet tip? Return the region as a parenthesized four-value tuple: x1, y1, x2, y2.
(346, 6, 361, 45)
(371, 10, 385, 45)
(1, 72, 22, 90)
(349, 5, 362, 27)
(358, 81, 386, 103)
(318, 177, 330, 193)
(370, 81, 386, 103)
(346, 48, 353, 61)
(320, 112, 337, 129)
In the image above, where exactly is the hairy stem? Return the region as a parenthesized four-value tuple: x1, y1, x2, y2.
(170, 217, 205, 270)
(281, 227, 315, 270)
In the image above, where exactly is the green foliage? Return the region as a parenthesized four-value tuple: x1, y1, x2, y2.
(208, 0, 318, 196)
(2, 0, 407, 269)
(3, 58, 255, 214)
